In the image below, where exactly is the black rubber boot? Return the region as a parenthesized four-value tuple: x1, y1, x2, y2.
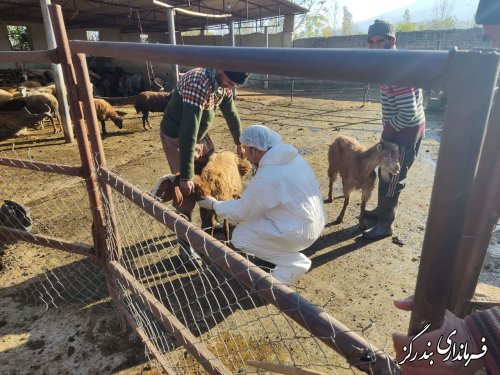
(363, 207, 378, 228)
(362, 195, 398, 240)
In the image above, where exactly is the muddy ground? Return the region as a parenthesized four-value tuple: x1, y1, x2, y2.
(0, 90, 498, 375)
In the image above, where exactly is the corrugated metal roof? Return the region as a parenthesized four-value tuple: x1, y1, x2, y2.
(0, 0, 308, 32)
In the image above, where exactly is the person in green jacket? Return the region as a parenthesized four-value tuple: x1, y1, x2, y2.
(159, 67, 248, 262)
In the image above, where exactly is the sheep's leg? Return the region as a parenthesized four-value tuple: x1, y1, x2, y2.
(47, 115, 57, 134)
(224, 219, 230, 241)
(55, 114, 62, 133)
(334, 195, 349, 224)
(101, 120, 107, 135)
(142, 112, 148, 130)
(327, 177, 334, 202)
(146, 114, 152, 130)
(327, 165, 338, 202)
(210, 213, 217, 237)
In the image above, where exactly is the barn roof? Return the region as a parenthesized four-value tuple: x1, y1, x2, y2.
(0, 0, 308, 33)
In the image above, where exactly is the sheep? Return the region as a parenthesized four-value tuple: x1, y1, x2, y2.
(23, 93, 62, 134)
(0, 89, 13, 102)
(194, 151, 252, 239)
(327, 135, 400, 229)
(93, 98, 125, 135)
(151, 151, 252, 240)
(0, 200, 33, 251)
(134, 91, 172, 130)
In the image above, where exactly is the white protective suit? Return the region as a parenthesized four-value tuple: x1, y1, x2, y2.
(214, 142, 326, 285)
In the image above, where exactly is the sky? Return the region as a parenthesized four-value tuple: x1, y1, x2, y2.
(339, 0, 416, 23)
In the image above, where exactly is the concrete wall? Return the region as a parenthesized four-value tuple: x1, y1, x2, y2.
(293, 28, 490, 50)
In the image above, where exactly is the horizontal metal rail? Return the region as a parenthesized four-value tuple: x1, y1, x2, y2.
(121, 308, 177, 375)
(100, 167, 397, 374)
(0, 49, 58, 64)
(0, 157, 84, 177)
(0, 225, 95, 258)
(69, 40, 449, 90)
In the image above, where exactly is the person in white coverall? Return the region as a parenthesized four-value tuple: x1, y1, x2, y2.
(198, 125, 326, 285)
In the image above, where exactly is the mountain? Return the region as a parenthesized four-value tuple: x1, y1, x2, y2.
(355, 0, 480, 33)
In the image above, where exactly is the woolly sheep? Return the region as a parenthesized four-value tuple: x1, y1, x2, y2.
(0, 89, 13, 102)
(23, 93, 62, 134)
(134, 91, 172, 130)
(193, 151, 252, 239)
(151, 151, 252, 240)
(327, 135, 400, 229)
(93, 98, 125, 135)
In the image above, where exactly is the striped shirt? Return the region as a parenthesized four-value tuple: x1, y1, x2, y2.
(465, 306, 500, 374)
(380, 85, 426, 131)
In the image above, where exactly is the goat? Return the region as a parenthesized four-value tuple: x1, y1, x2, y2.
(93, 98, 125, 135)
(134, 91, 171, 130)
(151, 151, 252, 240)
(327, 135, 400, 229)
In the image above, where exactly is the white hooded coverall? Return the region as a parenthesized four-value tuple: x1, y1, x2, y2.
(213, 142, 326, 285)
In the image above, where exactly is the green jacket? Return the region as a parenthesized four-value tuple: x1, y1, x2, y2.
(160, 68, 242, 179)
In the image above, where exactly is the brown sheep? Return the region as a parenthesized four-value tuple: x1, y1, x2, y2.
(0, 89, 13, 102)
(194, 151, 252, 239)
(327, 135, 400, 229)
(134, 91, 171, 130)
(151, 151, 252, 240)
(93, 98, 125, 135)
(23, 93, 62, 134)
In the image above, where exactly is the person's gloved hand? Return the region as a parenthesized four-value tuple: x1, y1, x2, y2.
(392, 297, 485, 375)
(198, 196, 218, 210)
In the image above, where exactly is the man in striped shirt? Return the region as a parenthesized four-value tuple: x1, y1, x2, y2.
(363, 20, 426, 240)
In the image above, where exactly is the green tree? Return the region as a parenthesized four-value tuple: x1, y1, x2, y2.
(295, 14, 331, 38)
(341, 6, 353, 35)
(420, 0, 457, 30)
(397, 9, 418, 32)
(7, 25, 31, 51)
(292, 0, 328, 37)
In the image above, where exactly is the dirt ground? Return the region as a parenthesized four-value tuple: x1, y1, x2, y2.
(0, 91, 499, 375)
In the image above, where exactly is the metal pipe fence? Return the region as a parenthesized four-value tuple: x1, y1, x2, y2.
(0, 3, 498, 374)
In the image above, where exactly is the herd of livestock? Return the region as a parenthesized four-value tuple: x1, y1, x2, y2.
(0, 71, 172, 139)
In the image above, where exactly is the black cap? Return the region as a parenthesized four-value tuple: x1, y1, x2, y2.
(475, 0, 500, 25)
(223, 71, 249, 85)
(367, 19, 395, 41)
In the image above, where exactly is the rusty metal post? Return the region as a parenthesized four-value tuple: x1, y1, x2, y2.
(449, 59, 500, 317)
(409, 49, 499, 334)
(47, 4, 108, 263)
(72, 53, 123, 263)
(48, 5, 127, 330)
